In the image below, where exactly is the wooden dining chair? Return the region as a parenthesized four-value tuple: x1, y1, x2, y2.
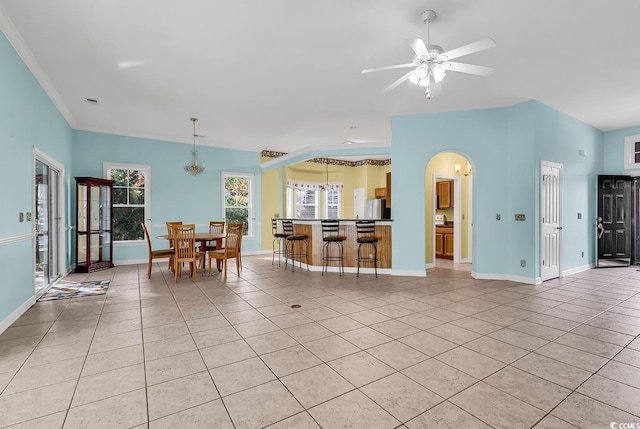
(208, 223, 243, 279)
(171, 223, 204, 283)
(201, 221, 225, 253)
(166, 221, 182, 269)
(142, 223, 174, 279)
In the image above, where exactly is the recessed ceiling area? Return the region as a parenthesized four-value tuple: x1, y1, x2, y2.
(1, 0, 638, 154)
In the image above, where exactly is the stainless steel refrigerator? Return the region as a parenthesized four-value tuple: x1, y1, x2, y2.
(364, 199, 391, 219)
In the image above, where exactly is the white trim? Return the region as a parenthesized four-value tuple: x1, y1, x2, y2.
(562, 263, 594, 277)
(460, 258, 472, 263)
(0, 233, 33, 246)
(425, 262, 436, 269)
(467, 175, 473, 262)
(104, 162, 151, 242)
(391, 269, 427, 277)
(0, 5, 75, 128)
(472, 271, 542, 285)
(0, 296, 36, 335)
(623, 134, 640, 170)
(113, 258, 147, 265)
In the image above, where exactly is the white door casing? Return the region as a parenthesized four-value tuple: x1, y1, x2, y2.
(540, 160, 562, 281)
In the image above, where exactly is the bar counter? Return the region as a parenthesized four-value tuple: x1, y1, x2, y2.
(282, 219, 392, 273)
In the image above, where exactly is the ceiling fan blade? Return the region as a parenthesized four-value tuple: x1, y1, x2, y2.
(446, 62, 495, 77)
(381, 70, 414, 93)
(441, 38, 496, 60)
(408, 38, 428, 57)
(362, 63, 415, 74)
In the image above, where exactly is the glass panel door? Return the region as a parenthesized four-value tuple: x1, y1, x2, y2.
(35, 159, 60, 297)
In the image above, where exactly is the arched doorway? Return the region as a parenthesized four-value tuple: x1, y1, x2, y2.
(424, 152, 473, 270)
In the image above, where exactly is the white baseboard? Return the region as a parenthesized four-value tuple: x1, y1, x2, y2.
(391, 269, 427, 277)
(460, 258, 472, 263)
(471, 271, 541, 285)
(562, 263, 594, 277)
(425, 263, 435, 269)
(0, 296, 36, 335)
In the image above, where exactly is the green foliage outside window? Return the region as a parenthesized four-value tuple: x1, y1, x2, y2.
(110, 168, 146, 241)
(224, 176, 250, 236)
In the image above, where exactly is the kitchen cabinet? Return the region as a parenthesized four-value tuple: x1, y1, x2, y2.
(386, 172, 391, 208)
(374, 187, 387, 198)
(75, 177, 114, 273)
(437, 180, 453, 209)
(435, 225, 454, 259)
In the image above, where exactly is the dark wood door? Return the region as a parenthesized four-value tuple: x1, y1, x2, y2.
(597, 175, 633, 267)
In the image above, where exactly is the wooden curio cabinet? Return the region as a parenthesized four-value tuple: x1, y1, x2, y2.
(75, 177, 115, 272)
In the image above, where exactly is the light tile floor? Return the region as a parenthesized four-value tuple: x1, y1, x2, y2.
(1, 256, 640, 428)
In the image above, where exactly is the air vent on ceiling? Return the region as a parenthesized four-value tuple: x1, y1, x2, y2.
(84, 98, 99, 105)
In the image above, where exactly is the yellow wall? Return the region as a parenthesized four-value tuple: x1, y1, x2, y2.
(260, 159, 390, 250)
(424, 152, 471, 264)
(260, 156, 282, 251)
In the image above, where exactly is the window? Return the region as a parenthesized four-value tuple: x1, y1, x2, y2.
(624, 134, 640, 170)
(325, 189, 340, 219)
(293, 189, 319, 219)
(223, 173, 253, 236)
(104, 163, 150, 242)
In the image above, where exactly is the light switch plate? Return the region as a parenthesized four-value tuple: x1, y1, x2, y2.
(515, 214, 525, 221)
(496, 214, 501, 221)
(19, 212, 24, 222)
(26, 212, 32, 221)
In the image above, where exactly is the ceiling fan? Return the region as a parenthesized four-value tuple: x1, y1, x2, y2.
(362, 10, 496, 99)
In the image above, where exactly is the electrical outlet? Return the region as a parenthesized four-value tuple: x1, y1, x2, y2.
(520, 259, 526, 267)
(496, 214, 501, 221)
(26, 212, 32, 221)
(581, 251, 584, 257)
(19, 212, 24, 222)
(577, 212, 582, 219)
(515, 214, 525, 221)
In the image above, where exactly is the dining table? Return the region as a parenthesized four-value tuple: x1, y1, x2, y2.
(157, 232, 226, 271)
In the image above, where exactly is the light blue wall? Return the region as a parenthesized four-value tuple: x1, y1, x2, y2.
(0, 30, 73, 323)
(391, 101, 604, 280)
(72, 130, 262, 263)
(532, 101, 603, 273)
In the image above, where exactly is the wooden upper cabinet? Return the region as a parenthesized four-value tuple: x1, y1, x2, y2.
(437, 180, 453, 209)
(385, 172, 391, 208)
(374, 187, 387, 198)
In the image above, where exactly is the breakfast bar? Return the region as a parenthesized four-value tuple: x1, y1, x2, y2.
(282, 219, 392, 273)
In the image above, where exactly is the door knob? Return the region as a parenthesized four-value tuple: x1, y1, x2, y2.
(597, 222, 604, 238)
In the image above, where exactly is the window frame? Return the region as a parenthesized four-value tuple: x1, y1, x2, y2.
(623, 134, 640, 170)
(103, 162, 151, 245)
(289, 187, 319, 219)
(221, 172, 254, 238)
(324, 188, 340, 219)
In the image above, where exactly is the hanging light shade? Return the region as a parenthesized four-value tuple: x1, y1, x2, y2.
(320, 161, 333, 191)
(184, 117, 205, 176)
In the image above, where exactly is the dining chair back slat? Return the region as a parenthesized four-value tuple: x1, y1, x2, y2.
(171, 223, 204, 282)
(208, 223, 243, 279)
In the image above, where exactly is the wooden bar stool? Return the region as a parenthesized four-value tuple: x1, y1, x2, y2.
(321, 220, 346, 276)
(356, 220, 378, 278)
(282, 220, 309, 272)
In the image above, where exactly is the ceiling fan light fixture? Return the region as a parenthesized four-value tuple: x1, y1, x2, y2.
(432, 64, 446, 83)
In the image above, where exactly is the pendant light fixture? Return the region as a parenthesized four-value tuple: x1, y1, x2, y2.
(184, 117, 205, 176)
(320, 160, 333, 191)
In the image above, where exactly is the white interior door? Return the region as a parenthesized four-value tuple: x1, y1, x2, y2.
(353, 188, 365, 219)
(540, 160, 562, 281)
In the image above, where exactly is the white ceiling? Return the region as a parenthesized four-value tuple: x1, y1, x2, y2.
(1, 0, 639, 154)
